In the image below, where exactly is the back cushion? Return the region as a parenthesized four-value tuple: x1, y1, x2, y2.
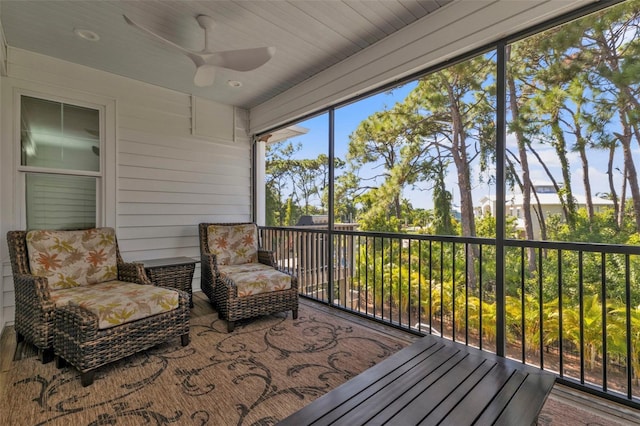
(207, 224, 258, 265)
(26, 228, 118, 290)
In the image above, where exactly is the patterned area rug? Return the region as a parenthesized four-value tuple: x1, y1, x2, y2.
(0, 305, 407, 425)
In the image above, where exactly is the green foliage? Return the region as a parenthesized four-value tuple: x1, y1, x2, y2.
(475, 213, 519, 239)
(353, 234, 640, 382)
(265, 140, 345, 225)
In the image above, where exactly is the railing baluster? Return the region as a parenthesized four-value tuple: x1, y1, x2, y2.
(429, 240, 433, 335)
(392, 237, 396, 323)
(465, 243, 469, 346)
(579, 251, 584, 384)
(350, 234, 355, 310)
(479, 244, 483, 351)
(440, 240, 444, 337)
(399, 237, 403, 326)
(296, 232, 309, 294)
(418, 240, 422, 331)
(602, 252, 607, 392)
(316, 231, 320, 298)
(521, 246, 525, 363)
(408, 239, 412, 329)
(559, 249, 563, 378)
(365, 236, 369, 316)
(539, 247, 544, 370)
(453, 242, 456, 342)
(625, 254, 632, 400)
(337, 233, 342, 307)
(382, 238, 385, 321)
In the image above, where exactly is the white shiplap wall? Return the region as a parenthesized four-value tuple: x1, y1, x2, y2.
(0, 47, 251, 330)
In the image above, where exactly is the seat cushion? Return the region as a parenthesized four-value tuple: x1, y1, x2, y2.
(219, 263, 292, 297)
(26, 228, 118, 290)
(207, 224, 258, 265)
(50, 281, 180, 329)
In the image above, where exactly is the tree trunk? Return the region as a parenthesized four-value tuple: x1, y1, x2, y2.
(394, 195, 402, 222)
(531, 189, 548, 241)
(621, 136, 640, 232)
(577, 139, 594, 222)
(607, 141, 620, 230)
(550, 116, 576, 228)
(506, 55, 536, 271)
(617, 110, 640, 233)
(445, 81, 477, 290)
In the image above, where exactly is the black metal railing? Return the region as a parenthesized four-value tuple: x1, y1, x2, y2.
(259, 226, 640, 408)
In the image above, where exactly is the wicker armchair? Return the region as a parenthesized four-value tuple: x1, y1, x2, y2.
(199, 223, 298, 332)
(7, 228, 190, 386)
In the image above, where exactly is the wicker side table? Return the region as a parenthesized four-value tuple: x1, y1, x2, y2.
(141, 257, 198, 308)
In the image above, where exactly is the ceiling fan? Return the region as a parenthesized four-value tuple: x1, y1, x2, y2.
(123, 14, 275, 87)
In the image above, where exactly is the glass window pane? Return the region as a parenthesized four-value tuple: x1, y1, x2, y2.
(25, 173, 96, 230)
(264, 114, 329, 227)
(21, 96, 100, 172)
(335, 52, 497, 236)
(506, 1, 640, 244)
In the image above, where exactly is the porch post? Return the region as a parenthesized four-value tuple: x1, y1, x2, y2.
(327, 108, 335, 305)
(495, 41, 507, 357)
(254, 137, 267, 226)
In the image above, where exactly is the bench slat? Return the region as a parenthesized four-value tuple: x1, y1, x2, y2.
(494, 372, 556, 426)
(441, 368, 525, 425)
(338, 348, 469, 425)
(311, 343, 458, 426)
(367, 353, 492, 425)
(277, 335, 555, 426)
(277, 337, 440, 426)
(405, 359, 496, 424)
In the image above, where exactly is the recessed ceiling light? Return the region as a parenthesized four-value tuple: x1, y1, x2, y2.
(74, 28, 100, 42)
(227, 80, 243, 88)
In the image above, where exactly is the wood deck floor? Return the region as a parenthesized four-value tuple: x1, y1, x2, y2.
(1, 291, 639, 425)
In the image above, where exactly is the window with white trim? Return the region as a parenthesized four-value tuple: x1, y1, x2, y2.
(19, 95, 103, 230)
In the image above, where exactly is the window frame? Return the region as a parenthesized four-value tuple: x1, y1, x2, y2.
(13, 86, 116, 230)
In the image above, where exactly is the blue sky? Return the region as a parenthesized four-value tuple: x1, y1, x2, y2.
(274, 81, 632, 212)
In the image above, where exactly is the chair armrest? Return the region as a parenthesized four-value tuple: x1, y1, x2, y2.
(118, 261, 152, 285)
(54, 304, 99, 342)
(13, 272, 55, 312)
(173, 289, 190, 310)
(257, 249, 276, 268)
(201, 252, 220, 276)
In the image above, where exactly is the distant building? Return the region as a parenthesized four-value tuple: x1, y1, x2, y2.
(475, 184, 614, 239)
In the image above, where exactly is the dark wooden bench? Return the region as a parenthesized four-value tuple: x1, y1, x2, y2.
(279, 334, 555, 425)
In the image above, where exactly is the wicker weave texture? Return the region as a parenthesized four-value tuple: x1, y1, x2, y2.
(53, 291, 190, 372)
(198, 223, 299, 331)
(214, 276, 299, 322)
(7, 231, 55, 352)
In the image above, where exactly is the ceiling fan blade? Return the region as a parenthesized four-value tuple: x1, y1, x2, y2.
(123, 14, 200, 58)
(193, 65, 217, 87)
(207, 46, 275, 72)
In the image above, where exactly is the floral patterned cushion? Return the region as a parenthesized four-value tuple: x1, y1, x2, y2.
(50, 281, 180, 330)
(207, 224, 258, 265)
(26, 228, 118, 290)
(219, 263, 292, 297)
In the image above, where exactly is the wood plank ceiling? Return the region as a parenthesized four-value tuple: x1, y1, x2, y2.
(0, 0, 451, 109)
